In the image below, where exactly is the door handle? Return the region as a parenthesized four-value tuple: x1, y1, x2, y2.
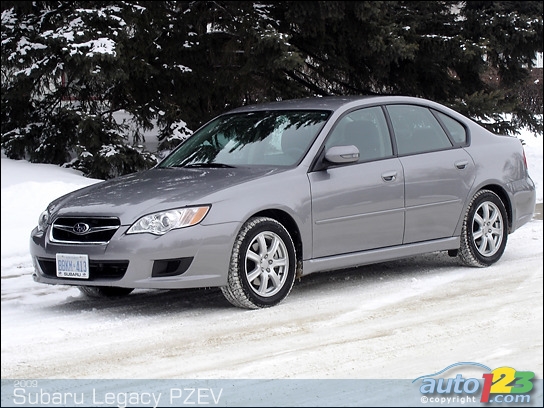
(381, 171, 397, 182)
(455, 160, 469, 169)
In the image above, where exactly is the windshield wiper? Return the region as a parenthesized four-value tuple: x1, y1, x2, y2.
(179, 162, 236, 168)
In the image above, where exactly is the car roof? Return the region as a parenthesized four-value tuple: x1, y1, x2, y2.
(225, 95, 437, 114)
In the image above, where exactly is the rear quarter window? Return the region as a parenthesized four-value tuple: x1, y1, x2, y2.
(433, 110, 468, 145)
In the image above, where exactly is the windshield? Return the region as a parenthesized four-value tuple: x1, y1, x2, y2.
(158, 110, 331, 168)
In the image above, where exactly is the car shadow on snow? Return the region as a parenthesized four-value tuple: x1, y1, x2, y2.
(41, 251, 462, 316)
(291, 250, 463, 294)
(43, 286, 233, 316)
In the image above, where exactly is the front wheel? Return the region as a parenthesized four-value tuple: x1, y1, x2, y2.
(221, 217, 297, 309)
(459, 190, 508, 267)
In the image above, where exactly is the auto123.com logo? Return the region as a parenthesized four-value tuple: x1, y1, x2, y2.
(414, 362, 535, 404)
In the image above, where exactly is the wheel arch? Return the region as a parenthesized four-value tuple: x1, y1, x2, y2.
(477, 184, 513, 233)
(251, 209, 303, 269)
(455, 184, 513, 238)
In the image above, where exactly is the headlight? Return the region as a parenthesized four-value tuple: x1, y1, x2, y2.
(126, 206, 210, 236)
(37, 209, 50, 232)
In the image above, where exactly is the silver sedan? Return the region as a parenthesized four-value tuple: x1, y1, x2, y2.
(30, 95, 537, 308)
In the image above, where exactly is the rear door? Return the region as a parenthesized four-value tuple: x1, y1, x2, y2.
(386, 104, 476, 243)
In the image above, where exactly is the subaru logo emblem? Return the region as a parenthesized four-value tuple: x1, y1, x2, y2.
(73, 222, 90, 234)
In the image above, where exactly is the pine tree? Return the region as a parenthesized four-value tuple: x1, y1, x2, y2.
(1, 1, 160, 179)
(271, 1, 543, 135)
(1, 1, 542, 180)
(460, 1, 543, 134)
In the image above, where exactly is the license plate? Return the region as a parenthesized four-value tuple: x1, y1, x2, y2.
(56, 253, 89, 279)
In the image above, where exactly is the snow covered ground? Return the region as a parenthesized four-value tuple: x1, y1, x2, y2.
(1, 129, 542, 407)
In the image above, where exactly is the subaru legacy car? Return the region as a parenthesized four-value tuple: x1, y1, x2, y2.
(30, 95, 536, 309)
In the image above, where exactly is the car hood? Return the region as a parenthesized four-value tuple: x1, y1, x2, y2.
(50, 166, 283, 224)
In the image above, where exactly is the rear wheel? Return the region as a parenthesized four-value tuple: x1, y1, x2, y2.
(221, 217, 296, 309)
(78, 286, 134, 298)
(459, 190, 508, 267)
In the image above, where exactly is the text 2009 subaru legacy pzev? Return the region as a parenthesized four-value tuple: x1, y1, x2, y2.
(30, 96, 536, 309)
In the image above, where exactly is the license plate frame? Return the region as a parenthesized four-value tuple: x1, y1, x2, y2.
(56, 253, 90, 279)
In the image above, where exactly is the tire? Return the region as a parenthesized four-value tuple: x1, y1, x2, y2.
(78, 286, 134, 298)
(459, 189, 508, 267)
(221, 217, 297, 309)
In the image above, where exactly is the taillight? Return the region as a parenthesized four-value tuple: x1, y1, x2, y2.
(522, 147, 528, 169)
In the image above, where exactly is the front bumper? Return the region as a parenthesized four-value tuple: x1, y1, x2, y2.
(30, 222, 239, 289)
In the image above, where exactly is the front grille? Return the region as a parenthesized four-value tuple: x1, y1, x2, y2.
(37, 258, 128, 281)
(51, 217, 120, 244)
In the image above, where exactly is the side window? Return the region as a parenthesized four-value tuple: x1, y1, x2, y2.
(387, 105, 453, 155)
(325, 106, 393, 162)
(433, 110, 468, 145)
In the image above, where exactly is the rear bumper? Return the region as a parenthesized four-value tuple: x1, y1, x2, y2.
(510, 176, 537, 232)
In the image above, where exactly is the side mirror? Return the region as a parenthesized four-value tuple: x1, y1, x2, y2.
(324, 145, 360, 164)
